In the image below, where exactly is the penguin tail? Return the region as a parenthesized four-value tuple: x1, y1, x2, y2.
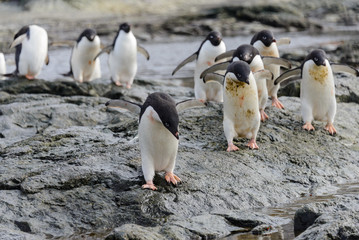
(62, 70, 73, 77)
(1, 71, 17, 77)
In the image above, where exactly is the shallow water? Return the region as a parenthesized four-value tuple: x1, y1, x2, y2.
(222, 182, 359, 240)
(3, 31, 357, 83)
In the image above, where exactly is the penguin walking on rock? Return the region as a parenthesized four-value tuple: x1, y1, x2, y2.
(65, 28, 101, 83)
(172, 31, 226, 102)
(251, 30, 290, 109)
(274, 49, 359, 135)
(203, 61, 272, 151)
(95, 23, 150, 89)
(9, 25, 49, 79)
(200, 44, 291, 121)
(106, 92, 205, 190)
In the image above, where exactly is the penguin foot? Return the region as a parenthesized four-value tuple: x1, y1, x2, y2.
(142, 182, 157, 191)
(247, 138, 259, 149)
(260, 109, 269, 122)
(271, 97, 284, 109)
(25, 74, 35, 80)
(165, 172, 181, 185)
(226, 143, 239, 152)
(303, 122, 315, 132)
(325, 123, 337, 135)
(114, 81, 122, 87)
(126, 83, 132, 89)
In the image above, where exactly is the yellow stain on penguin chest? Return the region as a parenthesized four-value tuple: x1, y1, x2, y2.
(225, 80, 246, 95)
(245, 109, 255, 118)
(309, 65, 328, 84)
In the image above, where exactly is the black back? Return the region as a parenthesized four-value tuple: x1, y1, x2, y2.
(76, 28, 97, 43)
(140, 92, 179, 139)
(232, 44, 260, 64)
(226, 61, 251, 84)
(112, 22, 131, 47)
(250, 30, 275, 47)
(14, 25, 30, 73)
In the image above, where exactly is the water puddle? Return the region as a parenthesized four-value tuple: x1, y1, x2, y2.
(222, 182, 359, 240)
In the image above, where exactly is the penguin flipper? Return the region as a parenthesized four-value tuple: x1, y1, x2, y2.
(253, 69, 273, 80)
(105, 99, 141, 114)
(176, 99, 206, 112)
(203, 73, 224, 85)
(276, 37, 291, 46)
(137, 45, 150, 60)
(45, 54, 50, 65)
(279, 76, 302, 88)
(10, 34, 27, 49)
(274, 67, 302, 85)
(171, 52, 197, 76)
(330, 63, 359, 77)
(262, 56, 291, 69)
(215, 50, 235, 62)
(94, 45, 113, 60)
(200, 61, 230, 79)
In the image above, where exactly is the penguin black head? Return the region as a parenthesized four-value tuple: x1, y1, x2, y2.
(77, 28, 97, 43)
(250, 30, 276, 47)
(233, 44, 260, 64)
(140, 93, 179, 140)
(119, 23, 131, 33)
(226, 61, 251, 85)
(305, 49, 327, 67)
(14, 25, 30, 40)
(206, 31, 222, 46)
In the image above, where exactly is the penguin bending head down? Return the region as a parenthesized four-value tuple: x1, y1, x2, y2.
(106, 92, 205, 190)
(251, 30, 290, 109)
(274, 49, 359, 135)
(200, 44, 291, 121)
(10, 25, 49, 79)
(66, 28, 101, 83)
(172, 31, 226, 102)
(94, 22, 150, 89)
(203, 61, 272, 151)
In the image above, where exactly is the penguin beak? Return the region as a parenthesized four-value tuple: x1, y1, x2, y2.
(272, 39, 276, 43)
(174, 132, 179, 140)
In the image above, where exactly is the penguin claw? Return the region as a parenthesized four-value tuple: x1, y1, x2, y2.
(126, 83, 132, 89)
(325, 123, 337, 135)
(260, 109, 269, 122)
(247, 139, 259, 149)
(303, 122, 315, 132)
(142, 182, 157, 191)
(165, 172, 181, 185)
(114, 81, 122, 87)
(271, 97, 284, 109)
(226, 143, 239, 152)
(25, 74, 35, 80)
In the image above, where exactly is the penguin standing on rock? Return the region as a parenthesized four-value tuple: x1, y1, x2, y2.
(95, 23, 150, 89)
(172, 31, 226, 102)
(200, 44, 291, 121)
(0, 53, 6, 78)
(203, 61, 272, 151)
(106, 92, 205, 190)
(65, 28, 101, 83)
(251, 30, 290, 109)
(274, 49, 359, 135)
(9, 25, 49, 79)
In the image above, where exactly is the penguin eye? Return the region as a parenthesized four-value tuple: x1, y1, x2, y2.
(250, 54, 253, 57)
(237, 74, 242, 79)
(164, 122, 170, 128)
(314, 57, 318, 62)
(210, 35, 214, 39)
(263, 36, 267, 40)
(239, 54, 243, 58)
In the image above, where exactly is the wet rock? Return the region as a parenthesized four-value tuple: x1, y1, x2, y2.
(295, 195, 359, 239)
(294, 205, 321, 232)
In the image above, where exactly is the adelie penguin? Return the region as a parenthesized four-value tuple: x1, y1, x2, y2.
(251, 30, 291, 109)
(274, 49, 359, 135)
(0, 53, 6, 79)
(106, 92, 205, 190)
(8, 25, 49, 79)
(64, 28, 101, 83)
(200, 44, 291, 121)
(172, 31, 226, 102)
(203, 61, 272, 151)
(94, 22, 150, 89)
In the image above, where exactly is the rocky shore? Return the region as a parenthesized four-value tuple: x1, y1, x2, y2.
(0, 0, 359, 239)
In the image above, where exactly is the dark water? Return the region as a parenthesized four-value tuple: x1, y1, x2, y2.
(222, 182, 359, 240)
